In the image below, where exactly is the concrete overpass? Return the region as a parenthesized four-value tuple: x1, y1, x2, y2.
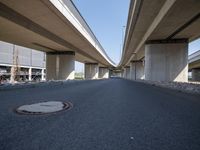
(189, 50, 200, 81)
(0, 0, 115, 80)
(119, 0, 200, 82)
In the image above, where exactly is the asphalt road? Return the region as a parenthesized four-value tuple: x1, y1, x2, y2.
(0, 78, 200, 150)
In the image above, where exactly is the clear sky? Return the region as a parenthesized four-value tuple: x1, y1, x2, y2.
(73, 0, 200, 72)
(73, 0, 130, 72)
(189, 38, 200, 55)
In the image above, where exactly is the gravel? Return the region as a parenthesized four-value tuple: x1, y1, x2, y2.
(135, 80, 200, 95)
(0, 80, 81, 91)
(1, 78, 200, 95)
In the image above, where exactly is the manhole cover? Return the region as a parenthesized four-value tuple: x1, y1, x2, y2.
(15, 101, 71, 115)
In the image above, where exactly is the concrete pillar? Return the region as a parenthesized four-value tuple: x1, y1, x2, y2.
(46, 51, 75, 80)
(122, 70, 125, 78)
(124, 67, 130, 79)
(41, 69, 45, 81)
(120, 71, 123, 77)
(115, 71, 122, 78)
(130, 61, 145, 80)
(192, 68, 200, 81)
(10, 66, 20, 83)
(28, 68, 32, 81)
(84, 63, 99, 80)
(99, 67, 109, 79)
(10, 66, 15, 83)
(145, 39, 188, 82)
(109, 70, 112, 78)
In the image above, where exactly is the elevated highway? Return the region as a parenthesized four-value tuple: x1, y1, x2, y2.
(120, 0, 200, 82)
(0, 0, 115, 80)
(189, 50, 200, 81)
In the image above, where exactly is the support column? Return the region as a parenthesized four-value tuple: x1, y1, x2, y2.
(130, 60, 145, 80)
(10, 66, 15, 83)
(122, 69, 125, 78)
(99, 67, 109, 79)
(192, 68, 200, 81)
(28, 68, 32, 81)
(124, 66, 130, 79)
(145, 39, 188, 82)
(41, 69, 45, 81)
(46, 51, 75, 80)
(10, 66, 20, 83)
(109, 70, 112, 78)
(114, 71, 122, 78)
(120, 71, 123, 77)
(84, 63, 99, 80)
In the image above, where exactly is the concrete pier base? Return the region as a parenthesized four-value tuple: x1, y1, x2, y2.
(46, 51, 75, 80)
(99, 67, 109, 79)
(145, 39, 188, 82)
(84, 63, 99, 80)
(130, 61, 145, 80)
(192, 68, 200, 81)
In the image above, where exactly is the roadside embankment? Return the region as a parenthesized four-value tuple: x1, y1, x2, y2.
(136, 80, 200, 95)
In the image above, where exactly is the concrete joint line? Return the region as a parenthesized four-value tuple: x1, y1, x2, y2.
(146, 38, 189, 44)
(131, 60, 143, 63)
(47, 51, 75, 55)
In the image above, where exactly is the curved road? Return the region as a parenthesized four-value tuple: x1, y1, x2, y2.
(0, 78, 200, 150)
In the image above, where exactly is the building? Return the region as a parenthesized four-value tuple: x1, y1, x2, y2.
(0, 41, 46, 83)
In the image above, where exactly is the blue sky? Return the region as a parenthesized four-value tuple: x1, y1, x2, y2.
(74, 0, 130, 72)
(189, 39, 200, 55)
(73, 0, 200, 72)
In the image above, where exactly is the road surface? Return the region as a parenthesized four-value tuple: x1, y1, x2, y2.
(0, 78, 200, 150)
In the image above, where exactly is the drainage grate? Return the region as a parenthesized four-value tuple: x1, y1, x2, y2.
(15, 101, 72, 115)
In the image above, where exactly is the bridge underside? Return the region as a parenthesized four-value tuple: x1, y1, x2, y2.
(0, 0, 113, 67)
(120, 0, 200, 82)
